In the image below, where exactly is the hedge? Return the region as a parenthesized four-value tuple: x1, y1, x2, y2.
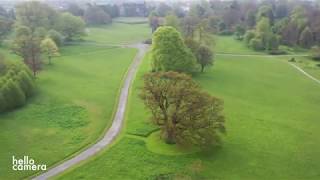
(0, 59, 35, 113)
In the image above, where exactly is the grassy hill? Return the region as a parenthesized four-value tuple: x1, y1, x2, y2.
(58, 36, 320, 180)
(0, 22, 150, 180)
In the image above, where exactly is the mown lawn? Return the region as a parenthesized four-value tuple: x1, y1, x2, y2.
(0, 19, 150, 180)
(291, 56, 320, 80)
(85, 22, 150, 44)
(214, 35, 263, 55)
(0, 45, 137, 180)
(58, 36, 320, 180)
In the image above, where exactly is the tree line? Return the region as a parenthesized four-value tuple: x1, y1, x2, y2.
(148, 0, 320, 57)
(7, 1, 87, 77)
(140, 26, 225, 149)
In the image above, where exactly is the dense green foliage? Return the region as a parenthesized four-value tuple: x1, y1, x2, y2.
(47, 29, 64, 47)
(41, 37, 60, 65)
(12, 1, 85, 76)
(84, 5, 112, 25)
(0, 58, 35, 112)
(196, 45, 214, 72)
(151, 26, 196, 73)
(0, 16, 13, 43)
(140, 71, 225, 147)
(56, 13, 85, 41)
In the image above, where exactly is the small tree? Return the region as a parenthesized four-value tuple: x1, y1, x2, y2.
(151, 26, 196, 73)
(196, 45, 214, 72)
(165, 13, 180, 32)
(250, 38, 264, 51)
(235, 24, 245, 40)
(244, 30, 255, 45)
(140, 72, 225, 148)
(11, 26, 42, 77)
(56, 12, 85, 41)
(41, 38, 60, 65)
(197, 19, 211, 45)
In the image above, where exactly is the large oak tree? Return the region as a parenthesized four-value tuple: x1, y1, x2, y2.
(140, 71, 225, 148)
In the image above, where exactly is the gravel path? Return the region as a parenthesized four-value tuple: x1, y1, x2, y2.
(33, 43, 148, 180)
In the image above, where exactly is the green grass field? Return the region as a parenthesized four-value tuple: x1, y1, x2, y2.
(214, 36, 263, 54)
(0, 21, 150, 180)
(0, 46, 136, 180)
(58, 36, 320, 180)
(291, 56, 320, 80)
(113, 17, 148, 24)
(85, 22, 150, 44)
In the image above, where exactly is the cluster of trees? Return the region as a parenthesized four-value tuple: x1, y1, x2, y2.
(141, 26, 225, 149)
(199, 0, 320, 52)
(148, 0, 320, 53)
(0, 57, 35, 113)
(10, 1, 85, 76)
(67, 3, 119, 25)
(149, 2, 216, 73)
(84, 5, 112, 25)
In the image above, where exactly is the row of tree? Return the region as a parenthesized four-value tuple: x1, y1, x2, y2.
(218, 0, 320, 52)
(0, 58, 35, 112)
(149, 0, 320, 53)
(9, 1, 86, 77)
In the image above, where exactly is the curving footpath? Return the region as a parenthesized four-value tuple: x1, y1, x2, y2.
(33, 43, 149, 180)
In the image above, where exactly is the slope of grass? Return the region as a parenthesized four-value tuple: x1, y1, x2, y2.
(85, 23, 150, 44)
(58, 36, 320, 180)
(214, 35, 262, 54)
(291, 56, 320, 80)
(113, 17, 148, 24)
(0, 45, 137, 180)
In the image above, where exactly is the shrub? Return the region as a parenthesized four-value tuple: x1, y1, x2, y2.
(311, 46, 320, 61)
(0, 59, 35, 113)
(17, 70, 35, 96)
(250, 38, 264, 51)
(244, 30, 255, 45)
(5, 79, 26, 109)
